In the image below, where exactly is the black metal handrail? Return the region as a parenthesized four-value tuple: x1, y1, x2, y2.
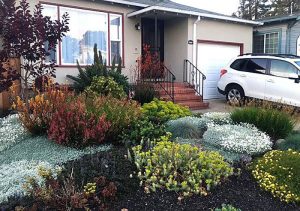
(139, 63, 176, 102)
(184, 59, 206, 97)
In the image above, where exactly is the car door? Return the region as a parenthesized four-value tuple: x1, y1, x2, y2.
(264, 59, 300, 106)
(241, 58, 268, 99)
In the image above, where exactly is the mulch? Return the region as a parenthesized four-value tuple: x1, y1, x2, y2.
(1, 146, 299, 211)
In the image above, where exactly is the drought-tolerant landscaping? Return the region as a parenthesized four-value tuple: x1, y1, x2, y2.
(1, 1, 300, 210)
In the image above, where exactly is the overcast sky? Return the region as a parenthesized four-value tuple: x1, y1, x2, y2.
(172, 0, 240, 15)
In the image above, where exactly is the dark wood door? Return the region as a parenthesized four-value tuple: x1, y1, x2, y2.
(141, 18, 164, 62)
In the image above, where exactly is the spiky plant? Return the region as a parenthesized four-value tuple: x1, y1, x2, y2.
(67, 44, 128, 93)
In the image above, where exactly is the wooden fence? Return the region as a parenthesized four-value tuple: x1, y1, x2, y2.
(0, 58, 21, 116)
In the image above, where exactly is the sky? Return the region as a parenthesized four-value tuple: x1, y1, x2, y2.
(172, 0, 240, 15)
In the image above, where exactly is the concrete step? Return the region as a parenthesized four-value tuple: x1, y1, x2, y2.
(158, 88, 195, 95)
(161, 94, 202, 102)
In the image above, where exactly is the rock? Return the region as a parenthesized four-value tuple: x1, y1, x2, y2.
(275, 139, 286, 147)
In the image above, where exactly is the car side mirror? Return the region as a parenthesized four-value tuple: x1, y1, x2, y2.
(296, 77, 300, 84)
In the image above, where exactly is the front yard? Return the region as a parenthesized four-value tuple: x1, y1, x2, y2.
(0, 93, 300, 210)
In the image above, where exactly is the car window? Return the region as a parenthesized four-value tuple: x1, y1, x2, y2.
(295, 61, 300, 68)
(230, 59, 247, 71)
(244, 58, 267, 74)
(270, 60, 299, 78)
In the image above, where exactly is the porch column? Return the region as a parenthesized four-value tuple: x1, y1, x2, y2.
(154, 13, 158, 52)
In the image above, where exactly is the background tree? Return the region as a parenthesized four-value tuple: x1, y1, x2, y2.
(237, 0, 270, 20)
(0, 0, 69, 102)
(268, 0, 300, 16)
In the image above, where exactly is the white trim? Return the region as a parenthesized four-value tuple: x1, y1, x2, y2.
(101, 0, 148, 8)
(127, 6, 263, 26)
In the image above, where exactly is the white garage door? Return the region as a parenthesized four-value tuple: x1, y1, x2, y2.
(197, 42, 241, 99)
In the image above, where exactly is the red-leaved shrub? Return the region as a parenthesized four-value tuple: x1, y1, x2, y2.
(48, 99, 110, 147)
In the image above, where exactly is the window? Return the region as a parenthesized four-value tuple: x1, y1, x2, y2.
(110, 14, 122, 64)
(42, 4, 58, 63)
(253, 35, 264, 54)
(253, 32, 279, 54)
(42, 4, 123, 66)
(270, 60, 299, 78)
(230, 59, 247, 71)
(295, 61, 300, 68)
(245, 59, 267, 74)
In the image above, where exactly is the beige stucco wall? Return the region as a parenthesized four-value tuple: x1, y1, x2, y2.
(195, 19, 254, 54)
(28, 0, 141, 83)
(164, 18, 189, 82)
(164, 17, 254, 82)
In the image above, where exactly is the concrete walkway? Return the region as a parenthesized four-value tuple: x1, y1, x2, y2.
(194, 99, 233, 113)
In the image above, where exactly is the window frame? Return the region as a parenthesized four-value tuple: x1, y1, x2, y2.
(253, 30, 281, 54)
(40, 1, 125, 67)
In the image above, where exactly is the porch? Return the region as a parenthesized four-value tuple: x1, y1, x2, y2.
(128, 9, 209, 110)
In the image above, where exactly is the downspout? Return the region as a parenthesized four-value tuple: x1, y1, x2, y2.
(193, 16, 201, 66)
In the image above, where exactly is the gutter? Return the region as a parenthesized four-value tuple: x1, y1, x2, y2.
(101, 0, 148, 8)
(193, 16, 201, 66)
(127, 6, 263, 26)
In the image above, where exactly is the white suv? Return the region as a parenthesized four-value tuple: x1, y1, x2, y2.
(217, 54, 300, 106)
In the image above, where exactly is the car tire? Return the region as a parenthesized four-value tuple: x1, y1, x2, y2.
(226, 85, 245, 106)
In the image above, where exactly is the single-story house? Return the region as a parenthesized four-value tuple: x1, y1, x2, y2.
(0, 0, 263, 112)
(253, 13, 300, 56)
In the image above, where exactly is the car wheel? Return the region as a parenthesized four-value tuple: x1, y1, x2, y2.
(226, 85, 245, 106)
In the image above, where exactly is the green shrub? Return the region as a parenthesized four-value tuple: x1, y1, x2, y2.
(231, 107, 295, 140)
(121, 118, 168, 148)
(86, 96, 141, 142)
(67, 44, 129, 93)
(132, 140, 233, 197)
(85, 76, 126, 99)
(166, 117, 207, 139)
(214, 204, 241, 211)
(141, 98, 192, 123)
(276, 132, 300, 151)
(251, 150, 300, 204)
(132, 83, 158, 105)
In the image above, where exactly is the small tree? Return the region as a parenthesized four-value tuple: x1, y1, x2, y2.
(0, 0, 69, 102)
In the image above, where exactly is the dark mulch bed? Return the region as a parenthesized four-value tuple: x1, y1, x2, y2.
(1, 146, 299, 211)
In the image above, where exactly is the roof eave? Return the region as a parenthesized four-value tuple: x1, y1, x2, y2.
(101, 0, 148, 8)
(127, 6, 263, 26)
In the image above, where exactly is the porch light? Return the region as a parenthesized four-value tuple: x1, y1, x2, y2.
(135, 23, 141, 30)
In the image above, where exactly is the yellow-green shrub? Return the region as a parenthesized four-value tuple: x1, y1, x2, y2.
(251, 150, 300, 204)
(141, 98, 192, 123)
(85, 76, 126, 99)
(132, 140, 233, 197)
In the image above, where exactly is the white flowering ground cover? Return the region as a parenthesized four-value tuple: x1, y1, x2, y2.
(201, 112, 233, 125)
(0, 136, 111, 165)
(0, 115, 29, 152)
(203, 123, 272, 157)
(0, 115, 112, 204)
(0, 160, 61, 204)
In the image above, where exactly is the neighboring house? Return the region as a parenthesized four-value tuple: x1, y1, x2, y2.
(253, 13, 300, 56)
(23, 0, 261, 102)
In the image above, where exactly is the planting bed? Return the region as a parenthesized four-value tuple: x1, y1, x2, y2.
(2, 147, 298, 211)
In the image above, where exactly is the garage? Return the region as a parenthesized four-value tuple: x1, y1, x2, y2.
(197, 40, 243, 99)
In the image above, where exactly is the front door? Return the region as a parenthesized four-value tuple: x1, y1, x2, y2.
(141, 18, 164, 62)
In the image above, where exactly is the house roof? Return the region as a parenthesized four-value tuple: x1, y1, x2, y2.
(258, 13, 300, 24)
(101, 0, 262, 25)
